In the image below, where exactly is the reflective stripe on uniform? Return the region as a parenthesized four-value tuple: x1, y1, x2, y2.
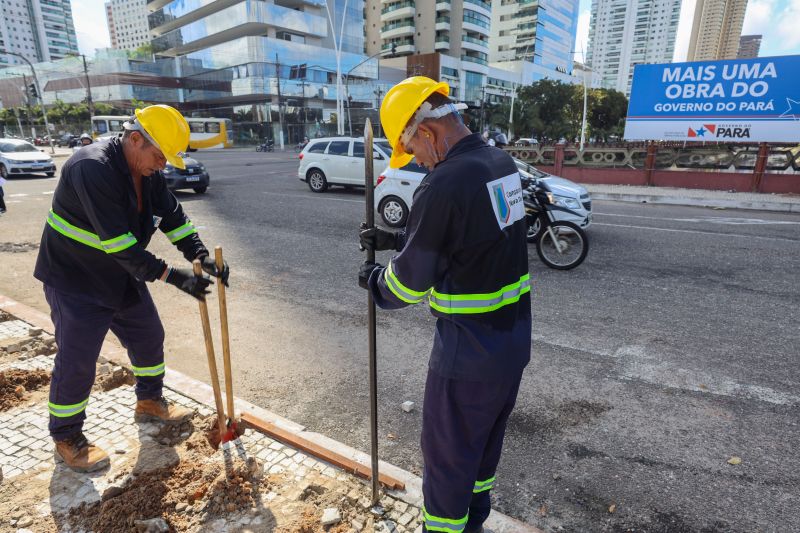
(164, 221, 196, 243)
(48, 398, 89, 418)
(422, 507, 468, 533)
(473, 476, 495, 493)
(384, 260, 429, 304)
(428, 274, 530, 315)
(47, 210, 137, 253)
(131, 362, 165, 377)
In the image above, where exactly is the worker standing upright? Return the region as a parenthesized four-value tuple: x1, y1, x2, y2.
(359, 77, 531, 533)
(34, 104, 229, 472)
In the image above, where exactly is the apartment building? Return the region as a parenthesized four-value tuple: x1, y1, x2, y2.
(687, 0, 747, 62)
(586, 0, 681, 95)
(737, 34, 761, 59)
(106, 0, 152, 52)
(0, 0, 79, 67)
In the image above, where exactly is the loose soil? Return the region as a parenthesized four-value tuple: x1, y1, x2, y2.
(0, 368, 50, 411)
(94, 365, 136, 392)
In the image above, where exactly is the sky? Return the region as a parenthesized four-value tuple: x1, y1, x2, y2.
(574, 0, 800, 62)
(71, 0, 800, 60)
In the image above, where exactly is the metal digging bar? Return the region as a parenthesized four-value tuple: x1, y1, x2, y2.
(363, 118, 381, 507)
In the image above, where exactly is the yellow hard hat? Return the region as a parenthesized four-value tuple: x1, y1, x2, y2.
(380, 76, 449, 169)
(130, 105, 190, 169)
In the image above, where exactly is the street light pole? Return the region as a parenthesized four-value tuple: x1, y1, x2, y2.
(1, 50, 55, 153)
(509, 41, 533, 141)
(324, 0, 349, 135)
(344, 44, 395, 137)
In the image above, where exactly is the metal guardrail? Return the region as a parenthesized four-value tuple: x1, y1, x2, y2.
(505, 145, 800, 172)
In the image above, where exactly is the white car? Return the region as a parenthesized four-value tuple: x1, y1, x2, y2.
(374, 157, 592, 229)
(0, 138, 56, 178)
(297, 136, 392, 192)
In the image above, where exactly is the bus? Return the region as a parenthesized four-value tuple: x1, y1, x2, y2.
(185, 118, 233, 150)
(90, 116, 233, 150)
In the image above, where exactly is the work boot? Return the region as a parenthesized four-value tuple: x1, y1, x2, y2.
(54, 433, 110, 473)
(135, 397, 193, 425)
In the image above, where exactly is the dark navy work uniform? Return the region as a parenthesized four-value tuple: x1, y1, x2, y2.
(34, 137, 207, 440)
(367, 133, 531, 532)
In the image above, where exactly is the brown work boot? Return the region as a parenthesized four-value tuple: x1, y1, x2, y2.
(135, 397, 193, 425)
(54, 433, 110, 473)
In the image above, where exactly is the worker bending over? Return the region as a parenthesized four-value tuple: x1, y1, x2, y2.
(34, 105, 229, 472)
(359, 77, 531, 533)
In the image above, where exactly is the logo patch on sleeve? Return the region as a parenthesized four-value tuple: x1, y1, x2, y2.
(486, 173, 525, 230)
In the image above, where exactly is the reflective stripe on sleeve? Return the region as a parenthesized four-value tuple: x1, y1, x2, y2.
(428, 274, 530, 315)
(473, 476, 496, 493)
(422, 507, 468, 532)
(383, 260, 429, 304)
(131, 362, 165, 377)
(48, 398, 89, 418)
(47, 210, 137, 253)
(164, 221, 197, 243)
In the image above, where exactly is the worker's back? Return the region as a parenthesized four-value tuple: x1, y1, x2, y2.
(392, 132, 531, 380)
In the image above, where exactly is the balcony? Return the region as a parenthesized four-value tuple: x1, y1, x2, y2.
(435, 1, 451, 11)
(461, 34, 488, 52)
(462, 54, 487, 66)
(464, 0, 492, 16)
(435, 35, 450, 51)
(381, 2, 415, 22)
(381, 18, 415, 39)
(383, 38, 414, 55)
(435, 15, 451, 31)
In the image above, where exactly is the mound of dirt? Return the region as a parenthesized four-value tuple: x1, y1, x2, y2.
(0, 369, 51, 411)
(64, 416, 267, 533)
(94, 366, 136, 392)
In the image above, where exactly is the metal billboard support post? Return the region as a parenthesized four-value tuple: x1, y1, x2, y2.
(363, 118, 380, 507)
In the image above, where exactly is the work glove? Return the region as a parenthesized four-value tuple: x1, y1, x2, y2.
(359, 261, 382, 290)
(359, 223, 398, 252)
(198, 254, 229, 287)
(165, 267, 213, 301)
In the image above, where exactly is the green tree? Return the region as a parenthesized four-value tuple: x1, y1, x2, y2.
(515, 80, 575, 141)
(94, 102, 116, 115)
(588, 89, 628, 141)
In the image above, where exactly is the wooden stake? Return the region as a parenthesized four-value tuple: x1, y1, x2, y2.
(193, 259, 226, 438)
(215, 246, 235, 422)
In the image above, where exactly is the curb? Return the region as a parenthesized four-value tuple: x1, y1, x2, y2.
(0, 293, 541, 533)
(588, 191, 800, 213)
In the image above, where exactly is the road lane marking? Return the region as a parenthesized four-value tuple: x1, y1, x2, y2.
(262, 191, 363, 204)
(596, 212, 800, 225)
(592, 222, 800, 243)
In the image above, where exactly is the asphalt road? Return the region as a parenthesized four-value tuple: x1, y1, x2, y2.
(1, 150, 799, 532)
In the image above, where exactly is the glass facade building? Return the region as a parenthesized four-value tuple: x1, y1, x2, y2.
(146, 0, 380, 144)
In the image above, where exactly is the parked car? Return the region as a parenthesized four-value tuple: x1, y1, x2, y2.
(57, 134, 78, 148)
(162, 156, 209, 194)
(0, 138, 56, 178)
(297, 136, 392, 192)
(374, 156, 592, 229)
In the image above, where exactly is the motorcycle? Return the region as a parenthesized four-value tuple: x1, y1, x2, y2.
(522, 176, 589, 270)
(256, 139, 274, 152)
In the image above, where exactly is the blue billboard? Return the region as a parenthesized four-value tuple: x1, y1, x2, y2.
(624, 55, 800, 142)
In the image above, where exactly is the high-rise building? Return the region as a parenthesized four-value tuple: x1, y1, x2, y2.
(365, 0, 492, 68)
(586, 0, 681, 96)
(687, 0, 747, 61)
(737, 34, 761, 59)
(106, 0, 152, 51)
(146, 0, 377, 140)
(489, 0, 580, 77)
(0, 0, 79, 67)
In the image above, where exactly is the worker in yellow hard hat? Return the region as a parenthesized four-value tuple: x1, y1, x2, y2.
(358, 76, 532, 533)
(34, 104, 229, 472)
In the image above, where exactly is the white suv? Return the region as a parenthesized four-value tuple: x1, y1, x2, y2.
(297, 137, 392, 192)
(0, 138, 56, 178)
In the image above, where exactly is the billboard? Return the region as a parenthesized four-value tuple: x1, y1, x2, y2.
(624, 55, 800, 142)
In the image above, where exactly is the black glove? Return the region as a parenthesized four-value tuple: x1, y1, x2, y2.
(359, 223, 397, 252)
(359, 261, 382, 290)
(165, 267, 213, 300)
(198, 255, 229, 287)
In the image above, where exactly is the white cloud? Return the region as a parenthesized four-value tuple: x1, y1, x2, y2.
(673, 0, 697, 62)
(70, 0, 111, 57)
(773, 1, 800, 53)
(742, 0, 773, 35)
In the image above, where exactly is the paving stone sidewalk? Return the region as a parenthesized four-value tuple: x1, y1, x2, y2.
(0, 300, 540, 533)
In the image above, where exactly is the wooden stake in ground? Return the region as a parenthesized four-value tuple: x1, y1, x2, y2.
(193, 259, 226, 439)
(363, 118, 381, 506)
(215, 246, 239, 442)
